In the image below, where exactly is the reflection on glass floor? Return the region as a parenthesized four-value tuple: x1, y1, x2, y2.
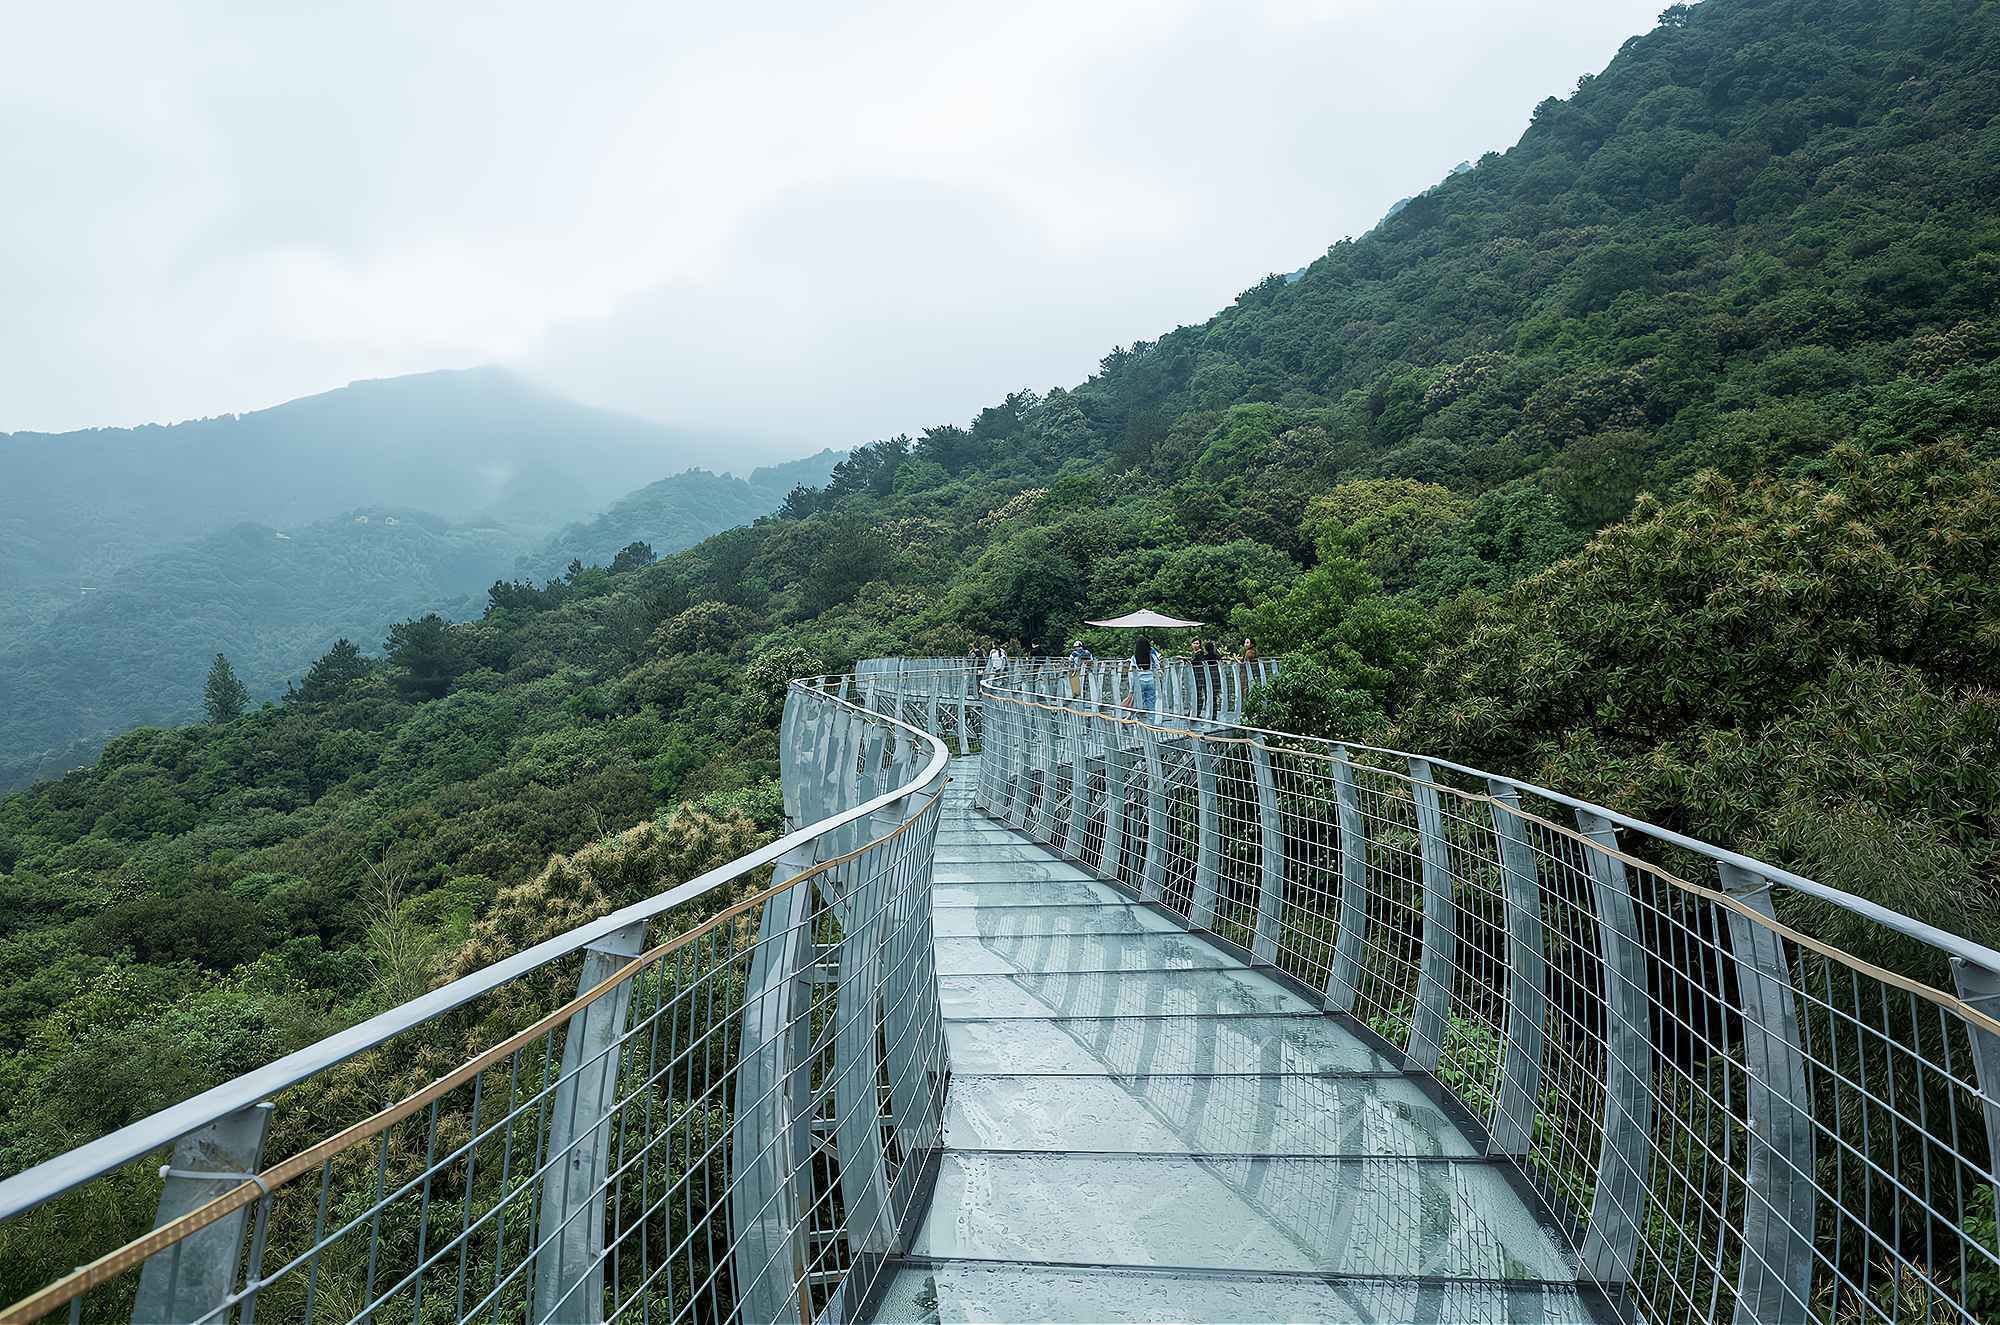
(870, 758, 1593, 1324)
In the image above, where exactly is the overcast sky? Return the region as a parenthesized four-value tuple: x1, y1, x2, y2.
(4, 0, 1666, 457)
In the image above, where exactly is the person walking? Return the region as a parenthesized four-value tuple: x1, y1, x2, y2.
(1127, 635, 1158, 716)
(987, 641, 1008, 678)
(1189, 636, 1209, 715)
(1199, 636, 1222, 718)
(1067, 639, 1094, 698)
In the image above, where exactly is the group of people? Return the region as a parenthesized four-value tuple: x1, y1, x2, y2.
(963, 633, 1258, 713)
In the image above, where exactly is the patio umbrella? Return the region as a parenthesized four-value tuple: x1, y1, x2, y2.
(1083, 609, 1202, 629)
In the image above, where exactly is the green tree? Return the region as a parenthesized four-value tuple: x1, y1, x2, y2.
(201, 654, 248, 724)
(609, 541, 657, 573)
(288, 638, 372, 704)
(384, 614, 468, 701)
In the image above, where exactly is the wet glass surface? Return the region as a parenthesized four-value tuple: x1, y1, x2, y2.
(937, 967, 1313, 1019)
(933, 930, 1239, 977)
(944, 1072, 1477, 1157)
(932, 879, 1132, 908)
(931, 904, 1182, 939)
(914, 1154, 1576, 1280)
(944, 1014, 1396, 1075)
(870, 1263, 1599, 1324)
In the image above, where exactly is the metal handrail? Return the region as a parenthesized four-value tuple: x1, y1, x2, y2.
(969, 662, 2000, 1325)
(978, 674, 2000, 976)
(0, 677, 953, 1325)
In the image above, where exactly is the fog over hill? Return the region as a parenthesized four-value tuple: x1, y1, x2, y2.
(0, 366, 771, 642)
(0, 368, 848, 788)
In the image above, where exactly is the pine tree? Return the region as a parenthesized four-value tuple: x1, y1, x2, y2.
(203, 653, 249, 724)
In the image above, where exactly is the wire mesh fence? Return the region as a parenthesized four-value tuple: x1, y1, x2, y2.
(6, 657, 1997, 1325)
(973, 674, 2000, 1325)
(0, 681, 951, 1325)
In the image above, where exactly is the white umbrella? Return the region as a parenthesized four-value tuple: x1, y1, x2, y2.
(1084, 609, 1202, 629)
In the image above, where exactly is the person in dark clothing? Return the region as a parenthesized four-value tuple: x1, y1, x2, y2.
(1199, 637, 1222, 715)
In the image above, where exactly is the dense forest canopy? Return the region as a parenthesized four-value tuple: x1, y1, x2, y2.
(3, 0, 1998, 1297)
(0, 450, 840, 793)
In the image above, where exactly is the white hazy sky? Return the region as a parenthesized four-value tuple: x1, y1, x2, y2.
(3, 0, 1666, 454)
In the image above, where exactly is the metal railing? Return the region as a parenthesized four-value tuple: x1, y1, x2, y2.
(971, 669, 2000, 1324)
(0, 679, 951, 1325)
(8, 653, 1996, 1325)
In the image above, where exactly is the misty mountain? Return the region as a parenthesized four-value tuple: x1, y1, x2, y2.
(0, 366, 753, 645)
(0, 509, 521, 790)
(516, 450, 845, 581)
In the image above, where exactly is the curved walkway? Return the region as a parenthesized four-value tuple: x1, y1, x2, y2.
(869, 758, 1606, 1324)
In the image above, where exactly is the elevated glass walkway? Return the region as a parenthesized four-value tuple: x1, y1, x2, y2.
(870, 757, 1599, 1322)
(0, 659, 1994, 1325)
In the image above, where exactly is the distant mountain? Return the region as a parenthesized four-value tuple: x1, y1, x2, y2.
(0, 508, 521, 790)
(516, 450, 845, 581)
(0, 366, 748, 645)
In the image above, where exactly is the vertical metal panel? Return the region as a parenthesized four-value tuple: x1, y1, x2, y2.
(1404, 758, 1455, 1073)
(1248, 739, 1285, 965)
(1718, 863, 1816, 1325)
(132, 1105, 272, 1325)
(1190, 732, 1221, 930)
(1067, 698, 1090, 854)
(831, 831, 895, 1264)
(1325, 747, 1369, 1012)
(1574, 809, 1655, 1289)
(956, 671, 971, 756)
(729, 857, 816, 1325)
(1139, 723, 1168, 903)
(534, 919, 647, 1325)
(1485, 780, 1546, 1157)
(1099, 721, 1130, 880)
(1037, 680, 1066, 844)
(1951, 957, 2000, 1187)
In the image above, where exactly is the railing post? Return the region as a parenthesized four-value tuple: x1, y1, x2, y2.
(879, 767, 948, 1221)
(534, 917, 647, 1325)
(1138, 722, 1168, 903)
(1485, 781, 1545, 1157)
(1325, 746, 1369, 1012)
(1404, 759, 1456, 1073)
(1573, 810, 1654, 1291)
(1951, 957, 2000, 1187)
(1190, 727, 1221, 930)
(1066, 697, 1090, 855)
(1004, 700, 1032, 832)
(1036, 679, 1066, 845)
(131, 1103, 273, 1325)
(956, 670, 971, 756)
(1717, 863, 1816, 1325)
(1248, 738, 1285, 964)
(1096, 717, 1129, 880)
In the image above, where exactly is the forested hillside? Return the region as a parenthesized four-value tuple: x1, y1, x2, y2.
(3, 0, 1998, 1288)
(0, 448, 845, 792)
(0, 366, 749, 647)
(515, 450, 844, 581)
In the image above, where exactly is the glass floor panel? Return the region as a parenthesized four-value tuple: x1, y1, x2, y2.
(912, 1154, 1576, 1280)
(944, 1073, 1477, 1157)
(932, 904, 1183, 940)
(934, 930, 1240, 977)
(945, 1014, 1397, 1076)
(932, 841, 1082, 863)
(933, 879, 1132, 908)
(869, 1262, 1601, 1324)
(938, 967, 1315, 1019)
(933, 859, 1100, 883)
